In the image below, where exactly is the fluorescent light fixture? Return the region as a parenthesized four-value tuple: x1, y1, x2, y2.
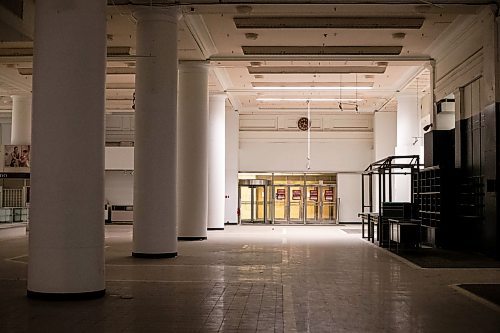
(257, 98, 362, 102)
(253, 86, 372, 91)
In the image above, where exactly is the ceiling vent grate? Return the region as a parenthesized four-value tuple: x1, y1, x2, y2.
(234, 17, 424, 29)
(0, 47, 132, 57)
(242, 46, 402, 56)
(248, 66, 386, 74)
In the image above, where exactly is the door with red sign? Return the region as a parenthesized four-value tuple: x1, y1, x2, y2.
(321, 186, 337, 222)
(273, 186, 287, 223)
(306, 186, 319, 222)
(289, 186, 303, 223)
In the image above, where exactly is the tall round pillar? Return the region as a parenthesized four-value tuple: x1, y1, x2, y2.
(374, 111, 397, 211)
(225, 108, 239, 224)
(10, 94, 32, 145)
(28, 0, 107, 299)
(394, 93, 422, 202)
(132, 8, 179, 258)
(178, 62, 209, 240)
(207, 93, 226, 230)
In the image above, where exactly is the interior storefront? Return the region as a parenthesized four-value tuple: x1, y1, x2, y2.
(238, 173, 338, 225)
(0, 175, 30, 223)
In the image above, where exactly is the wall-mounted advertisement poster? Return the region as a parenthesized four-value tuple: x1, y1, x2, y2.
(276, 189, 286, 200)
(4, 145, 31, 168)
(292, 189, 302, 200)
(309, 189, 318, 201)
(324, 189, 334, 202)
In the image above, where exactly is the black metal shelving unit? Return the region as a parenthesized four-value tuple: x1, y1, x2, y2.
(418, 166, 442, 246)
(360, 155, 421, 247)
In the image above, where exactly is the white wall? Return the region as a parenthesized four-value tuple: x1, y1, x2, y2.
(239, 132, 373, 172)
(1, 123, 11, 145)
(105, 146, 134, 170)
(337, 173, 361, 223)
(104, 171, 134, 205)
(431, 8, 495, 109)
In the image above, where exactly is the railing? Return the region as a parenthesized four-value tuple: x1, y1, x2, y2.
(2, 189, 24, 208)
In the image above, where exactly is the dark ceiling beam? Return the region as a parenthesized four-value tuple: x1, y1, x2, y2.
(108, 1, 493, 4)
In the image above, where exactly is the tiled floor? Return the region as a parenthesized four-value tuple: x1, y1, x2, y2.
(0, 224, 499, 332)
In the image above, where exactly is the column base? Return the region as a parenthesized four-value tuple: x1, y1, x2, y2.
(132, 252, 177, 258)
(27, 289, 105, 300)
(207, 228, 224, 231)
(178, 236, 207, 241)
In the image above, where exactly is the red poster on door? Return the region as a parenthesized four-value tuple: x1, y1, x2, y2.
(309, 189, 318, 201)
(276, 189, 286, 200)
(292, 189, 302, 200)
(324, 189, 334, 202)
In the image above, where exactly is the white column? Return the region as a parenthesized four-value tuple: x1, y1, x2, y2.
(10, 94, 32, 145)
(132, 8, 179, 258)
(178, 62, 209, 240)
(208, 93, 226, 230)
(28, 0, 106, 299)
(225, 108, 239, 224)
(394, 94, 421, 202)
(374, 112, 397, 161)
(373, 111, 397, 211)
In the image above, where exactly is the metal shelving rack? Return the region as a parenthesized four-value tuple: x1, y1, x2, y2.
(360, 155, 421, 246)
(418, 166, 442, 246)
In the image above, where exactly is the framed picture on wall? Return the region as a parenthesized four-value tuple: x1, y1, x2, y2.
(4, 145, 31, 168)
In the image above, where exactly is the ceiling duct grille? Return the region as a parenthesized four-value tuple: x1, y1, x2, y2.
(252, 82, 374, 88)
(18, 67, 136, 76)
(242, 46, 402, 56)
(248, 66, 386, 74)
(0, 47, 132, 57)
(234, 17, 424, 29)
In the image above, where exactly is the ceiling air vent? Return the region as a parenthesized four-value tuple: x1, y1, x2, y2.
(242, 46, 402, 56)
(0, 48, 32, 56)
(234, 17, 424, 29)
(0, 47, 132, 57)
(18, 67, 136, 76)
(107, 47, 133, 56)
(248, 66, 386, 74)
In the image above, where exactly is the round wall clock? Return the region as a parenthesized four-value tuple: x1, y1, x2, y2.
(297, 117, 310, 131)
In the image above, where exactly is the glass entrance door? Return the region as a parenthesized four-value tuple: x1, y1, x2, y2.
(320, 185, 337, 223)
(289, 185, 304, 224)
(273, 185, 287, 224)
(306, 186, 320, 223)
(239, 185, 266, 223)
